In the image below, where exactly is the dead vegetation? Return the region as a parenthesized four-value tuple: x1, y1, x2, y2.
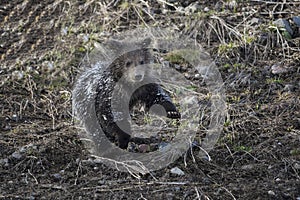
(0, 0, 299, 199)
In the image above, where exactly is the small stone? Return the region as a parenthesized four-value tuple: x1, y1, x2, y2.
(293, 163, 300, 170)
(271, 63, 289, 74)
(61, 27, 68, 35)
(162, 8, 169, 14)
(29, 195, 35, 200)
(277, 142, 282, 146)
(93, 166, 99, 171)
(174, 64, 181, 70)
(83, 34, 89, 43)
(170, 167, 185, 176)
(158, 142, 169, 151)
(283, 84, 294, 92)
(194, 74, 200, 80)
(273, 19, 293, 36)
(12, 71, 24, 79)
(192, 141, 199, 147)
(52, 173, 62, 180)
(47, 61, 54, 71)
(184, 73, 191, 79)
(93, 158, 103, 164)
(202, 177, 211, 184)
(11, 152, 23, 160)
(268, 165, 273, 169)
(4, 124, 11, 131)
(127, 142, 138, 152)
(20, 143, 34, 153)
(293, 16, 300, 27)
(203, 7, 210, 12)
(0, 158, 8, 165)
(241, 164, 254, 170)
(275, 178, 281, 182)
(268, 190, 275, 196)
(138, 144, 150, 153)
(12, 114, 18, 121)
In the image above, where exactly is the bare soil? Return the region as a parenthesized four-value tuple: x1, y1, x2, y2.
(0, 1, 299, 199)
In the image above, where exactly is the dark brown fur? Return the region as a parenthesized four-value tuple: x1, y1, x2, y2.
(95, 49, 180, 149)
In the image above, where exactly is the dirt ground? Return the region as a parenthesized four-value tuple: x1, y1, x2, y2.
(0, 0, 299, 199)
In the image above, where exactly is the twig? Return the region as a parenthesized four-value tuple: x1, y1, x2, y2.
(28, 169, 38, 184)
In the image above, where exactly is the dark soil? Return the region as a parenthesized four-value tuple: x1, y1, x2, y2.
(0, 1, 299, 199)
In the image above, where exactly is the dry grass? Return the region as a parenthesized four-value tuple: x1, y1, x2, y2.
(0, 0, 299, 199)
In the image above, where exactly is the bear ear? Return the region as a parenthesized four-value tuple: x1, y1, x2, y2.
(106, 37, 152, 50)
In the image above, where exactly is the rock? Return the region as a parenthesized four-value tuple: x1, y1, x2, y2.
(47, 61, 54, 71)
(93, 166, 99, 171)
(170, 167, 185, 176)
(11, 151, 23, 160)
(52, 173, 62, 180)
(0, 158, 8, 166)
(93, 158, 103, 164)
(158, 142, 169, 152)
(273, 19, 293, 37)
(268, 190, 275, 196)
(20, 143, 35, 153)
(61, 27, 68, 35)
(3, 124, 11, 131)
(203, 7, 210, 12)
(194, 73, 200, 80)
(12, 70, 24, 79)
(29, 195, 35, 200)
(293, 16, 300, 27)
(241, 164, 254, 170)
(191, 140, 199, 147)
(138, 144, 150, 153)
(293, 163, 300, 170)
(271, 63, 289, 74)
(202, 177, 211, 184)
(283, 84, 294, 92)
(11, 114, 18, 122)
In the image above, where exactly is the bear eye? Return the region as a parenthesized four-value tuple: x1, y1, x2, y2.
(125, 61, 132, 67)
(139, 60, 144, 65)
